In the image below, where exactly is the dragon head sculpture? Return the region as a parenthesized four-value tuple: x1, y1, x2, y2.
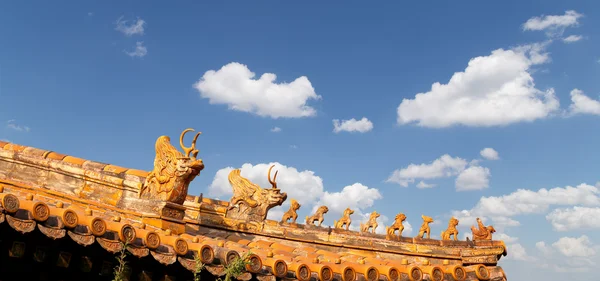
(226, 164, 288, 222)
(140, 128, 205, 204)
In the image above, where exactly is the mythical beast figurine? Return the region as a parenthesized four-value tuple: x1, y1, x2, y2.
(471, 217, 496, 241)
(140, 128, 205, 204)
(415, 215, 434, 239)
(334, 208, 354, 230)
(441, 217, 460, 241)
(306, 206, 329, 227)
(227, 165, 288, 222)
(360, 211, 380, 234)
(386, 213, 407, 240)
(281, 199, 301, 224)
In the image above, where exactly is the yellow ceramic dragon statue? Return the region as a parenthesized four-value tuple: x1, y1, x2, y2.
(226, 165, 288, 221)
(140, 128, 205, 204)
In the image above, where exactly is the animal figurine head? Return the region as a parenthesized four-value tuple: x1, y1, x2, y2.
(344, 208, 355, 215)
(370, 211, 381, 220)
(487, 226, 496, 233)
(449, 217, 459, 227)
(290, 199, 301, 211)
(317, 206, 329, 214)
(395, 213, 407, 222)
(422, 215, 434, 224)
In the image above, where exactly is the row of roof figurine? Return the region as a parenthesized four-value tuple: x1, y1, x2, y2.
(278, 199, 496, 241)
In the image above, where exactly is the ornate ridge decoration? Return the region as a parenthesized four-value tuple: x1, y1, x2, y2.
(334, 208, 354, 230)
(140, 128, 205, 204)
(306, 206, 329, 227)
(415, 215, 434, 239)
(386, 213, 407, 240)
(360, 211, 380, 234)
(226, 165, 288, 222)
(281, 199, 301, 224)
(471, 217, 496, 241)
(441, 217, 459, 241)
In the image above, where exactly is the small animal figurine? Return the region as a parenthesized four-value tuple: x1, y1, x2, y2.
(441, 217, 459, 241)
(305, 206, 329, 227)
(281, 199, 301, 224)
(334, 208, 354, 230)
(415, 215, 434, 239)
(360, 211, 380, 234)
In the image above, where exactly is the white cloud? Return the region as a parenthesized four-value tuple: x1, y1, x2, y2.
(289, 144, 298, 149)
(416, 181, 436, 189)
(471, 183, 599, 218)
(546, 207, 600, 231)
(88, 12, 94, 17)
(332, 117, 373, 133)
(317, 183, 382, 214)
(452, 183, 600, 230)
(396, 43, 559, 128)
(455, 166, 491, 191)
(562, 35, 583, 43)
(193, 62, 321, 119)
(125, 42, 147, 58)
(523, 10, 583, 37)
(386, 154, 468, 187)
(115, 16, 146, 36)
(495, 232, 518, 244)
(509, 243, 536, 261)
(270, 127, 282, 133)
(207, 163, 383, 225)
(567, 88, 600, 116)
(6, 119, 30, 132)
(480, 148, 499, 160)
(536, 241, 554, 255)
(532, 237, 599, 273)
(387, 153, 492, 191)
(491, 216, 521, 227)
(552, 236, 596, 257)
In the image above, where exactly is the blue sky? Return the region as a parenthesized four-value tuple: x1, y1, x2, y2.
(1, 1, 600, 278)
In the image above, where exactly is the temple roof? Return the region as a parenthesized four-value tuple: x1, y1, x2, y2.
(0, 131, 508, 281)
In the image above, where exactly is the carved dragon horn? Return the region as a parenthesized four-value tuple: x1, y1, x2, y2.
(180, 128, 202, 158)
(268, 164, 278, 189)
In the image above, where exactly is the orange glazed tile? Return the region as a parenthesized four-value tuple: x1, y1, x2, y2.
(126, 169, 149, 177)
(271, 243, 296, 253)
(235, 239, 252, 246)
(103, 165, 128, 174)
(3, 143, 27, 152)
(22, 147, 48, 157)
(0, 140, 8, 147)
(45, 152, 67, 160)
(63, 156, 86, 166)
(249, 240, 274, 249)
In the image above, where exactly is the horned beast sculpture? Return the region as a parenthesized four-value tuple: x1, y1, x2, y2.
(140, 128, 205, 204)
(226, 164, 288, 222)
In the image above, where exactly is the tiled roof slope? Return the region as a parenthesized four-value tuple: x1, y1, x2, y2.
(0, 132, 508, 281)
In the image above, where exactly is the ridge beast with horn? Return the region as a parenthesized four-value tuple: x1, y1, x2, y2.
(226, 164, 288, 222)
(140, 128, 205, 204)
